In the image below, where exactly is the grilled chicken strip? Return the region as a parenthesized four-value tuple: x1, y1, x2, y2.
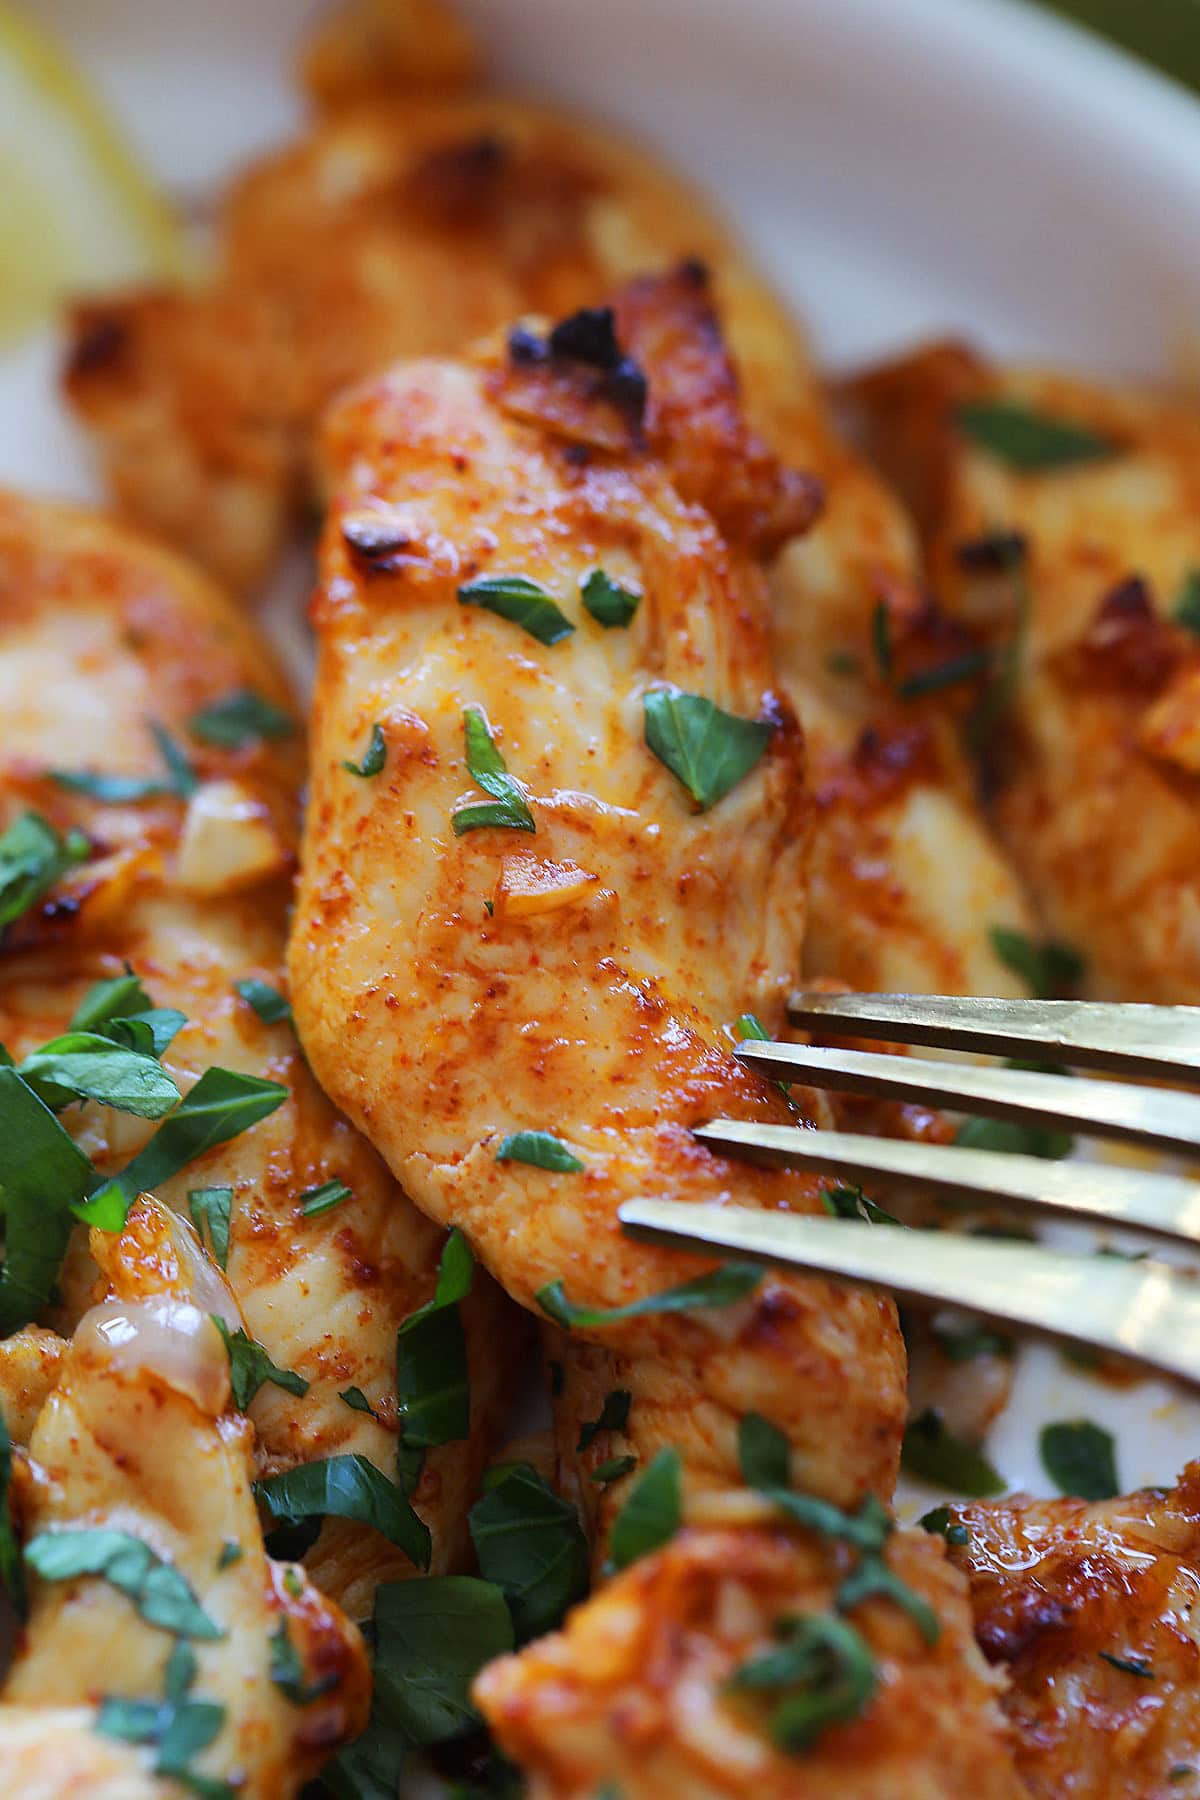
(63, 8, 817, 595)
(475, 1520, 1020, 1800)
(1, 1196, 370, 1800)
(0, 492, 513, 1612)
(607, 263, 1037, 1001)
(289, 306, 907, 1530)
(843, 341, 1200, 1004)
(946, 1467, 1200, 1798)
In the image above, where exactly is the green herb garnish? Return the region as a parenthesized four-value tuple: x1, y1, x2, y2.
(299, 1179, 353, 1218)
(495, 1130, 584, 1173)
(989, 926, 1084, 999)
(901, 1409, 1005, 1497)
(189, 1187, 233, 1271)
(1039, 1419, 1119, 1500)
(469, 1463, 589, 1643)
(212, 1318, 308, 1411)
(0, 1067, 96, 1333)
(931, 1322, 1013, 1363)
(339, 1387, 378, 1418)
(820, 1183, 898, 1227)
(643, 686, 772, 811)
(1099, 1651, 1154, 1679)
(234, 978, 291, 1025)
(537, 1261, 760, 1330)
(871, 600, 892, 679)
(896, 649, 992, 700)
(16, 1030, 181, 1119)
(577, 1389, 631, 1453)
(954, 1114, 1074, 1161)
(726, 1612, 877, 1753)
(918, 1504, 969, 1547)
(591, 1456, 637, 1486)
(608, 1446, 681, 1571)
(581, 569, 640, 628)
(24, 1528, 224, 1639)
(189, 689, 295, 749)
(956, 400, 1115, 471)
(75, 1068, 288, 1232)
(396, 1229, 474, 1461)
(343, 722, 387, 779)
(1173, 571, 1200, 636)
(216, 1541, 241, 1571)
(52, 721, 197, 802)
(0, 811, 89, 930)
(453, 708, 535, 836)
(459, 574, 574, 646)
(270, 1616, 339, 1705)
(368, 1576, 513, 1747)
(256, 1456, 431, 1571)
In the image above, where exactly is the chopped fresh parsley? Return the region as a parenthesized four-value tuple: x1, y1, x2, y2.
(189, 689, 295, 749)
(495, 1130, 584, 1173)
(871, 600, 892, 679)
(68, 970, 185, 1059)
(1039, 1419, 1119, 1500)
(954, 1113, 1074, 1161)
(896, 648, 992, 701)
(820, 1183, 898, 1227)
(256, 1455, 431, 1571)
(75, 1067, 288, 1232)
(738, 1413, 939, 1643)
(726, 1611, 877, 1754)
(458, 574, 575, 646)
(453, 709, 535, 836)
(16, 1030, 181, 1120)
(300, 1178, 353, 1218)
(469, 1463, 589, 1642)
(1099, 1651, 1154, 1679)
(918, 1504, 969, 1547)
(339, 1387, 378, 1418)
(0, 811, 89, 930)
(270, 1616, 339, 1705)
(537, 1261, 760, 1330)
(989, 925, 1084, 999)
(369, 1575, 513, 1747)
(0, 1407, 24, 1616)
(931, 1321, 1013, 1364)
(52, 721, 197, 802)
(343, 722, 387, 779)
(216, 1541, 242, 1571)
(577, 1389, 631, 1453)
(234, 978, 291, 1025)
(1173, 571, 1200, 636)
(956, 400, 1116, 471)
(0, 1067, 96, 1334)
(95, 1637, 230, 1796)
(643, 685, 773, 811)
(608, 1446, 681, 1571)
(24, 1528, 223, 1639)
(189, 1187, 233, 1271)
(900, 1409, 1005, 1497)
(580, 569, 640, 628)
(212, 1318, 308, 1411)
(591, 1456, 637, 1486)
(396, 1229, 474, 1465)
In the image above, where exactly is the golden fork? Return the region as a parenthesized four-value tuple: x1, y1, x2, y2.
(618, 994, 1200, 1385)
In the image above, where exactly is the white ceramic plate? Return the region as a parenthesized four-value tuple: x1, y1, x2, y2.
(5, 0, 1200, 1511)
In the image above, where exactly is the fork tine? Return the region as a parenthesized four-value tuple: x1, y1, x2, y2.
(694, 1121, 1200, 1246)
(617, 1202, 1200, 1387)
(735, 1042, 1200, 1157)
(787, 992, 1200, 1082)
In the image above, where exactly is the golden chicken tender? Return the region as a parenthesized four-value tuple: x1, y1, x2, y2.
(289, 297, 907, 1531)
(0, 491, 514, 1611)
(606, 264, 1035, 999)
(947, 1466, 1200, 1798)
(843, 341, 1200, 1004)
(2, 1197, 370, 1799)
(475, 1522, 1020, 1800)
(63, 52, 819, 594)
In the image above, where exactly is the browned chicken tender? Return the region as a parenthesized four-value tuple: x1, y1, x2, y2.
(289, 300, 908, 1532)
(475, 1522, 1020, 1800)
(843, 341, 1200, 1004)
(947, 1466, 1200, 1798)
(0, 492, 514, 1613)
(63, 49, 817, 594)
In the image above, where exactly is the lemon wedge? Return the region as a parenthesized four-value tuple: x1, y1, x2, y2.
(0, 2, 184, 346)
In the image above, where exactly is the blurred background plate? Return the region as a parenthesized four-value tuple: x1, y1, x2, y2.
(4, 0, 1200, 1505)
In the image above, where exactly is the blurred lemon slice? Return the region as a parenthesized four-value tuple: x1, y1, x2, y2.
(0, 2, 184, 346)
